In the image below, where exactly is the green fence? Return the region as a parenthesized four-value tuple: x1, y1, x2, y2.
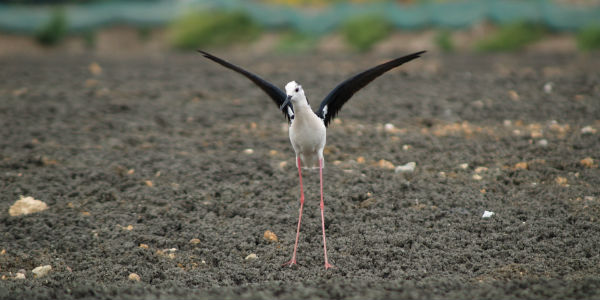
(1, 0, 599, 34)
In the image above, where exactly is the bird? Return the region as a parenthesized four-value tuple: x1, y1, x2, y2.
(198, 50, 425, 269)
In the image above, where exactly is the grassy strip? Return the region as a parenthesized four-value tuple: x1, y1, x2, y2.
(169, 10, 262, 50)
(577, 25, 600, 51)
(35, 8, 68, 46)
(341, 14, 392, 52)
(476, 22, 546, 52)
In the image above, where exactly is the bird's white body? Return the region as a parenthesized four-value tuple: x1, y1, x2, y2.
(286, 81, 327, 169)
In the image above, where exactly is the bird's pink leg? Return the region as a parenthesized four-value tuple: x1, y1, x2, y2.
(283, 156, 304, 267)
(319, 158, 334, 269)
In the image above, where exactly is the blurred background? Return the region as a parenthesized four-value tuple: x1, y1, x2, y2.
(0, 0, 600, 57)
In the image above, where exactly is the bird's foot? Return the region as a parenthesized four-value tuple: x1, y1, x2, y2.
(282, 259, 297, 268)
(324, 262, 334, 270)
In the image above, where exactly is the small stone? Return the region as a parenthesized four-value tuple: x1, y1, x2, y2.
(472, 174, 483, 181)
(537, 139, 548, 147)
(139, 243, 149, 249)
(482, 211, 495, 218)
(359, 198, 377, 208)
(471, 100, 484, 108)
(356, 156, 365, 164)
(474, 166, 488, 173)
(189, 238, 201, 244)
(581, 126, 596, 134)
(459, 163, 469, 170)
(9, 196, 48, 216)
(269, 150, 278, 156)
(12, 87, 28, 97)
(395, 162, 416, 173)
(156, 248, 177, 259)
(543, 82, 553, 94)
(530, 130, 543, 138)
(402, 144, 411, 151)
(118, 224, 133, 231)
(503, 120, 512, 127)
(375, 159, 395, 170)
(245, 253, 258, 260)
(243, 148, 254, 154)
(278, 161, 288, 169)
(514, 162, 528, 170)
(580, 157, 596, 168)
(32, 265, 52, 278)
(0, 249, 6, 255)
(144, 180, 153, 187)
(556, 176, 568, 187)
(128, 273, 140, 281)
(14, 273, 25, 280)
(263, 230, 278, 242)
(508, 90, 519, 101)
(127, 169, 135, 175)
(384, 123, 398, 133)
(89, 62, 102, 75)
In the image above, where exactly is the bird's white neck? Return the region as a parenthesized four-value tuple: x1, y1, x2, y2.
(292, 99, 315, 119)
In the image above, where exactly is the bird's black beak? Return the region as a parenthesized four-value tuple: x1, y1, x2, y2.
(280, 95, 292, 111)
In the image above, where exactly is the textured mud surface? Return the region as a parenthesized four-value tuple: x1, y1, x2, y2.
(1, 52, 599, 299)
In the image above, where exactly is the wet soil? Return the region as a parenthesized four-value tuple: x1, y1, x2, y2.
(1, 52, 599, 299)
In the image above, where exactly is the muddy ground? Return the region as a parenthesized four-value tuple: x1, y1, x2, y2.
(0, 51, 599, 299)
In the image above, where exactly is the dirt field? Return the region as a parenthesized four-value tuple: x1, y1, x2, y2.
(1, 51, 599, 299)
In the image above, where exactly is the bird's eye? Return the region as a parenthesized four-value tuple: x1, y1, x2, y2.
(295, 88, 299, 93)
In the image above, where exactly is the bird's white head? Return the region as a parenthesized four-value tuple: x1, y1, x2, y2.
(285, 81, 306, 102)
(280, 81, 308, 111)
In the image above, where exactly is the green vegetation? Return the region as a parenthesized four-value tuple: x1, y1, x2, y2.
(476, 21, 546, 52)
(169, 10, 262, 50)
(434, 29, 454, 52)
(577, 25, 600, 51)
(35, 8, 68, 46)
(341, 14, 392, 52)
(275, 30, 318, 53)
(138, 27, 152, 42)
(82, 30, 96, 48)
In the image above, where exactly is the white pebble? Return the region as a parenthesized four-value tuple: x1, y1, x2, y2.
(245, 253, 258, 260)
(9, 196, 48, 216)
(459, 163, 469, 170)
(472, 174, 483, 181)
(581, 126, 596, 134)
(395, 162, 416, 173)
(537, 139, 548, 147)
(15, 273, 26, 280)
(384, 123, 396, 133)
(482, 211, 495, 218)
(243, 148, 254, 155)
(543, 82, 553, 94)
(128, 273, 141, 281)
(32, 265, 52, 278)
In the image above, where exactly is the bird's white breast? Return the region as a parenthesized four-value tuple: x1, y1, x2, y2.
(289, 104, 326, 168)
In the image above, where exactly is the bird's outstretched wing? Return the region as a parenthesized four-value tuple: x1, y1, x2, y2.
(198, 50, 293, 122)
(316, 51, 425, 127)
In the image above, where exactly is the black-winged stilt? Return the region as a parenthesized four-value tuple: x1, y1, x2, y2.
(198, 50, 425, 269)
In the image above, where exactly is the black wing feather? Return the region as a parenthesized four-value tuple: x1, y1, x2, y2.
(198, 50, 292, 121)
(316, 51, 425, 127)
